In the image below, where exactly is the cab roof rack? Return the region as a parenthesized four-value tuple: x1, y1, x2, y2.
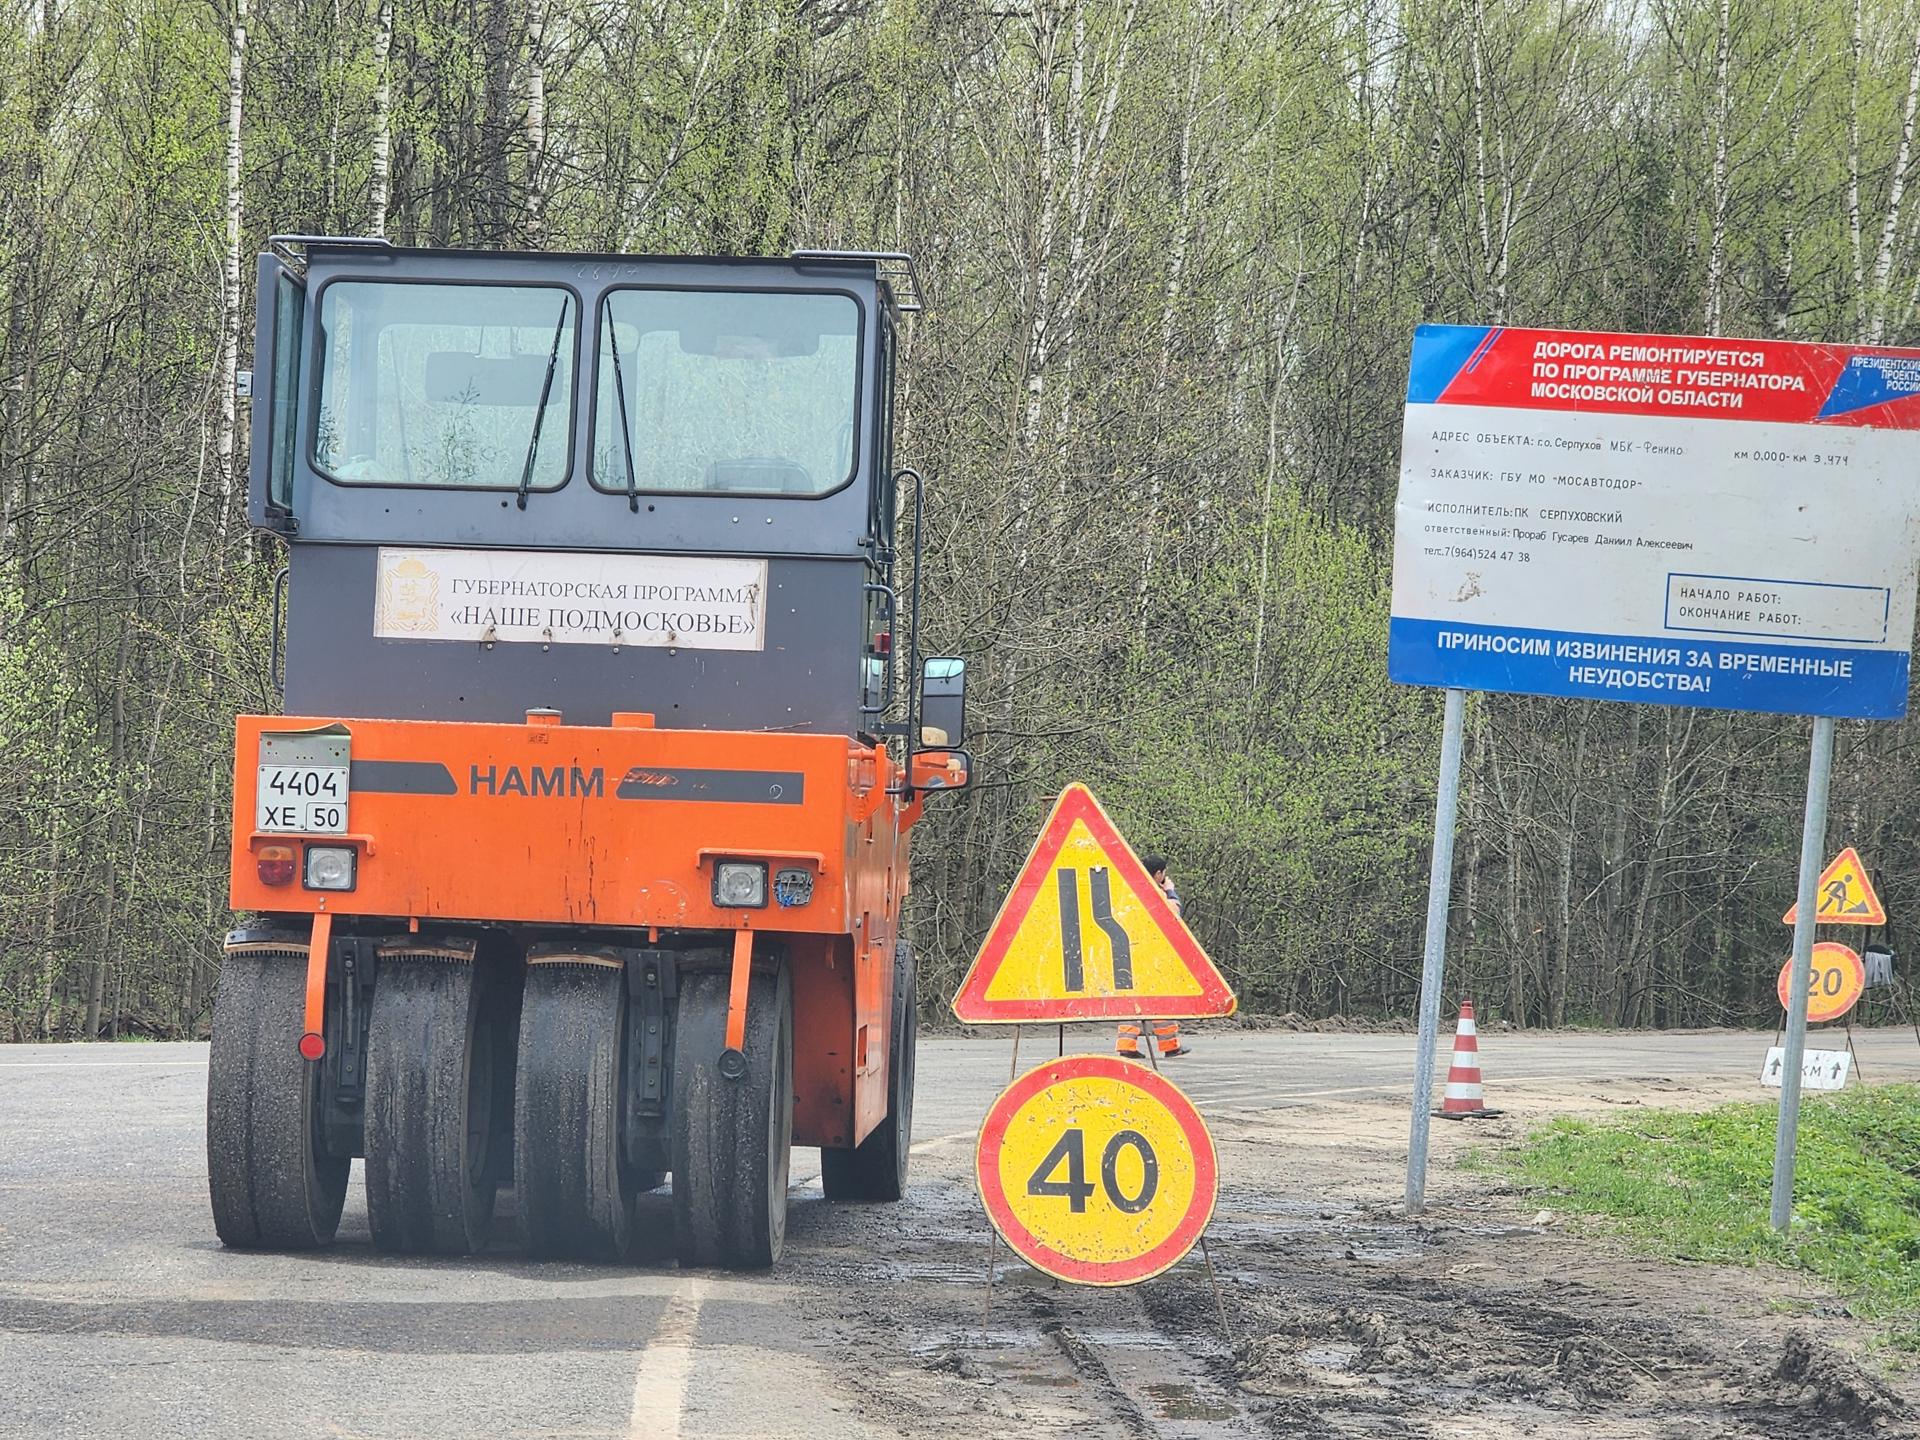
(267, 234, 926, 313)
(791, 249, 925, 315)
(269, 234, 395, 273)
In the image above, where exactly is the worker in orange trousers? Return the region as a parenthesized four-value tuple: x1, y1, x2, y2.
(1118, 854, 1191, 1059)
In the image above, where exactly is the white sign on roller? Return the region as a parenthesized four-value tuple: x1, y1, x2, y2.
(1761, 1046, 1852, 1091)
(1389, 326, 1920, 719)
(373, 546, 767, 651)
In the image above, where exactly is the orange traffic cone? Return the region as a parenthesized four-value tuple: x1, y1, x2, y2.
(1434, 999, 1503, 1120)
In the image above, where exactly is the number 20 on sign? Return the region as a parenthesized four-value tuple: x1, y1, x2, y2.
(1776, 942, 1866, 1025)
(976, 1056, 1218, 1286)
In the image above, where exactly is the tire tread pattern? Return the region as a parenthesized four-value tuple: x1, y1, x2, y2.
(671, 966, 792, 1268)
(206, 954, 349, 1249)
(365, 959, 496, 1254)
(514, 963, 636, 1261)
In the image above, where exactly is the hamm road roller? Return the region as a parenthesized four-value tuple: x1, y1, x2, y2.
(207, 237, 971, 1268)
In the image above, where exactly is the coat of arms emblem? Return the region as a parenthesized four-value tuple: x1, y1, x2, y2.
(377, 554, 441, 633)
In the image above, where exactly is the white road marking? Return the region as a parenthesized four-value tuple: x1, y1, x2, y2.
(0, 1062, 202, 1069)
(629, 1277, 705, 1440)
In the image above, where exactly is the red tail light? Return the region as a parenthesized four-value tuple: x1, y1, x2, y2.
(256, 844, 296, 886)
(875, 631, 892, 655)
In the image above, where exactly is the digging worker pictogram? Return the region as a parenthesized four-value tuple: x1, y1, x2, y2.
(1118, 855, 1193, 1060)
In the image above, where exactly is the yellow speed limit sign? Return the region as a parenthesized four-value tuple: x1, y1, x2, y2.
(976, 1056, 1218, 1286)
(1777, 941, 1867, 1024)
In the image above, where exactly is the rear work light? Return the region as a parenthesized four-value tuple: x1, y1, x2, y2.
(256, 844, 296, 887)
(303, 845, 358, 892)
(713, 861, 769, 909)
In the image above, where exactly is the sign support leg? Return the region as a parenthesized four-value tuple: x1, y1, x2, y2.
(1198, 1232, 1234, 1343)
(1009, 1025, 1021, 1082)
(1844, 1019, 1863, 1081)
(1771, 714, 1835, 1233)
(983, 1227, 997, 1328)
(1407, 686, 1467, 1216)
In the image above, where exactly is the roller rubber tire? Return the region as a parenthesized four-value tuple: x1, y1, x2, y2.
(514, 962, 639, 1261)
(670, 965, 793, 1269)
(206, 953, 349, 1249)
(820, 940, 916, 1202)
(364, 959, 499, 1254)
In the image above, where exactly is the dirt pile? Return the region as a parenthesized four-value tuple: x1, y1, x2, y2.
(1233, 1290, 1650, 1411)
(1225, 1258, 1913, 1438)
(1746, 1330, 1906, 1431)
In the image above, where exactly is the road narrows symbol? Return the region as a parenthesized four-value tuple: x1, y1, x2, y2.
(1057, 868, 1085, 993)
(952, 783, 1237, 1022)
(1088, 867, 1133, 990)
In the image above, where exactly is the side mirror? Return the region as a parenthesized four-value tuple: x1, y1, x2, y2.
(920, 657, 966, 747)
(910, 748, 972, 791)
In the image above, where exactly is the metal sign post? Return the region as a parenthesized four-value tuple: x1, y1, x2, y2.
(1406, 687, 1466, 1214)
(1771, 715, 1835, 1231)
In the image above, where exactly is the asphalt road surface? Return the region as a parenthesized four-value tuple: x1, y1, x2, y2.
(5, 1026, 1918, 1439)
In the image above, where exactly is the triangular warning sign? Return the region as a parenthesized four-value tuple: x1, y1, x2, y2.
(952, 784, 1237, 1023)
(1782, 846, 1887, 926)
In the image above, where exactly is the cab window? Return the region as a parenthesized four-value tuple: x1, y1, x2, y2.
(267, 272, 304, 511)
(593, 289, 860, 496)
(312, 281, 577, 489)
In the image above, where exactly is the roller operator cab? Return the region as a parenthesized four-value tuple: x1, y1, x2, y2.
(207, 238, 972, 1268)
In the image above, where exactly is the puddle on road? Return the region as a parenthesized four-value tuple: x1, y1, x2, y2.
(888, 1260, 980, 1285)
(1069, 1326, 1180, 1349)
(917, 1326, 1035, 1354)
(1140, 1381, 1237, 1421)
(990, 1368, 1079, 1389)
(1300, 1343, 1359, 1371)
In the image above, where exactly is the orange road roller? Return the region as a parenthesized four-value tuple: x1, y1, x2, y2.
(207, 237, 970, 1267)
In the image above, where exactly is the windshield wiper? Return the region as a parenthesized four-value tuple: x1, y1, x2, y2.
(515, 299, 571, 510)
(604, 300, 641, 511)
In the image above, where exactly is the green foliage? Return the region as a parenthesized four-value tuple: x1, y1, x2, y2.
(1097, 491, 1436, 1011)
(11, 0, 1920, 1035)
(0, 584, 112, 1039)
(1500, 1087, 1920, 1347)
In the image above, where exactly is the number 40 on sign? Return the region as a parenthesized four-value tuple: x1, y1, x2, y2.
(976, 1055, 1218, 1286)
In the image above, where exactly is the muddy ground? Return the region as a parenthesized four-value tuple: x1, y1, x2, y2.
(808, 1057, 1917, 1438)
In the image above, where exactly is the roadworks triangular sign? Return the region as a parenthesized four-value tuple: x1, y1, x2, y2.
(951, 783, 1237, 1023)
(1782, 846, 1887, 926)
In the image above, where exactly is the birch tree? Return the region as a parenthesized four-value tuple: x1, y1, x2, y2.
(11, 0, 1920, 1034)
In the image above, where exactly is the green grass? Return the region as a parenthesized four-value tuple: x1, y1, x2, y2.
(1496, 1085, 1920, 1348)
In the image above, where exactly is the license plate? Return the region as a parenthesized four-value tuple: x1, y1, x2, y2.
(256, 764, 349, 833)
